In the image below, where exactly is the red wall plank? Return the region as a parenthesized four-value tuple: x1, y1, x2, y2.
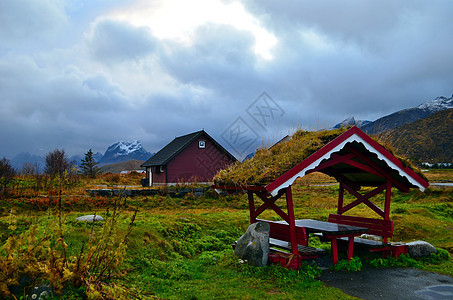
(150, 133, 235, 184)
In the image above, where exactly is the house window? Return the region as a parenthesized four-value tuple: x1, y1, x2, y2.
(198, 140, 206, 149)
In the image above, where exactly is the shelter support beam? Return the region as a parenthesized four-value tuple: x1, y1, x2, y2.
(346, 145, 410, 192)
(339, 182, 387, 218)
(254, 190, 288, 222)
(248, 191, 256, 224)
(338, 182, 344, 215)
(285, 186, 299, 255)
(384, 180, 392, 221)
(247, 187, 300, 256)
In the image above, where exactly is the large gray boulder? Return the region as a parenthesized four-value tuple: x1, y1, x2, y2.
(75, 214, 104, 222)
(407, 241, 437, 258)
(234, 221, 270, 267)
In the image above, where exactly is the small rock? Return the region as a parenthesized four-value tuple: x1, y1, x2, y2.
(407, 241, 437, 258)
(360, 234, 382, 241)
(75, 214, 104, 222)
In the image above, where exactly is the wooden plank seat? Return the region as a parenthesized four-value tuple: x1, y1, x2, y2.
(269, 238, 325, 256)
(326, 214, 393, 251)
(256, 219, 322, 258)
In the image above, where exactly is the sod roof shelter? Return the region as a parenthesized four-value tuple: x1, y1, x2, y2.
(213, 126, 429, 259)
(213, 127, 429, 263)
(141, 130, 236, 186)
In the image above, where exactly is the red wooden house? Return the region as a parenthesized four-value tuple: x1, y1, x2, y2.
(141, 130, 236, 186)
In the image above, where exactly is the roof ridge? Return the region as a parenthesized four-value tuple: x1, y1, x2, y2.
(140, 130, 205, 167)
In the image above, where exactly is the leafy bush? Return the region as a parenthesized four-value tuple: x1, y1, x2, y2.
(332, 257, 363, 272)
(369, 249, 450, 269)
(421, 248, 451, 264)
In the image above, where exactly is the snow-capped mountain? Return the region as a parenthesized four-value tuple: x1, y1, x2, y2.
(100, 140, 152, 164)
(333, 117, 372, 129)
(417, 95, 453, 113)
(340, 93, 453, 134)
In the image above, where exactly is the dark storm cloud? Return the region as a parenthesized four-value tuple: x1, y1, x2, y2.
(0, 54, 132, 157)
(88, 19, 156, 62)
(161, 24, 258, 95)
(1, 0, 452, 160)
(241, 0, 453, 119)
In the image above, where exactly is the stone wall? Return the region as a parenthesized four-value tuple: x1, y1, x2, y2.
(86, 187, 212, 198)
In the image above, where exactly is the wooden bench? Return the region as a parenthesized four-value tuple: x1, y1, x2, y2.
(327, 214, 393, 252)
(256, 219, 324, 258)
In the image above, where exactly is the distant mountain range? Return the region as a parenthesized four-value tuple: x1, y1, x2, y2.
(384, 108, 453, 164)
(334, 94, 453, 134)
(333, 94, 453, 164)
(7, 94, 452, 172)
(9, 140, 154, 172)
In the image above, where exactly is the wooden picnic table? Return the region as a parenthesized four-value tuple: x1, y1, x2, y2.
(278, 219, 369, 264)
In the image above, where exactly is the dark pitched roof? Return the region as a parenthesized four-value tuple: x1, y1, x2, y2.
(141, 130, 236, 167)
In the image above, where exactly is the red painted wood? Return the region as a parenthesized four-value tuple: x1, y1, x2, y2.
(257, 219, 308, 246)
(269, 203, 290, 222)
(384, 180, 392, 221)
(342, 159, 384, 177)
(346, 145, 410, 192)
(328, 214, 393, 239)
(153, 133, 236, 184)
(266, 126, 429, 194)
(252, 191, 288, 222)
(338, 182, 344, 214)
(248, 191, 256, 224)
(286, 187, 301, 254)
(306, 152, 357, 174)
(347, 237, 355, 261)
(349, 127, 429, 190)
(151, 166, 167, 184)
(266, 128, 357, 193)
(340, 183, 387, 217)
(331, 238, 338, 264)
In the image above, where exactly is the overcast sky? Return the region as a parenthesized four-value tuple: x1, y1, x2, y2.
(1, 0, 453, 160)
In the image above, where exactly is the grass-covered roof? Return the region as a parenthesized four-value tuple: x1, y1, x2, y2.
(213, 127, 427, 187)
(213, 128, 350, 186)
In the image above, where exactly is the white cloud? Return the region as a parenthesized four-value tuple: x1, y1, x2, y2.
(111, 0, 276, 59)
(0, 0, 68, 49)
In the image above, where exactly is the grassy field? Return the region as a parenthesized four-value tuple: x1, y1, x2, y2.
(0, 170, 451, 299)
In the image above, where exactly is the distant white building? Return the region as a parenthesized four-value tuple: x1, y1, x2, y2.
(120, 170, 146, 174)
(421, 162, 452, 168)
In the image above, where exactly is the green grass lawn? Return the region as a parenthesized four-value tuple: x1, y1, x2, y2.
(0, 172, 452, 299)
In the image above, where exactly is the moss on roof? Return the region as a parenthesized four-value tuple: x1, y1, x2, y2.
(213, 127, 349, 186)
(213, 127, 427, 187)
